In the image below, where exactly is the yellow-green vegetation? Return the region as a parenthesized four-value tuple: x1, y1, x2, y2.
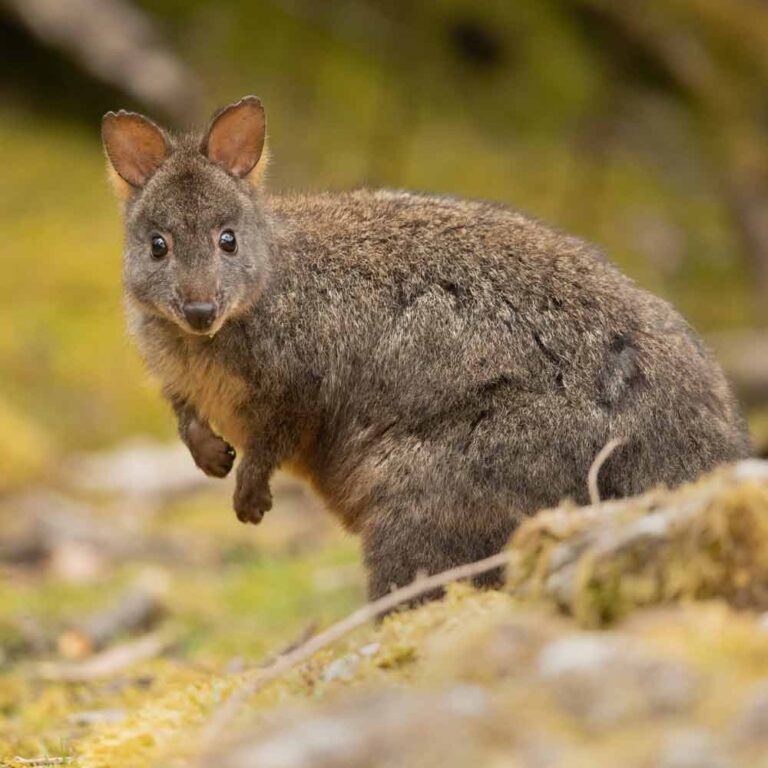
(72, 593, 768, 767)
(4, 462, 768, 767)
(0, 474, 364, 762)
(0, 114, 168, 489)
(0, 396, 53, 490)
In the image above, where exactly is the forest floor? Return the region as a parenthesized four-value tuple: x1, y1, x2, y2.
(0, 440, 364, 765)
(3, 445, 768, 767)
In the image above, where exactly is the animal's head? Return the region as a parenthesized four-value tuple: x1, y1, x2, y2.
(102, 96, 271, 336)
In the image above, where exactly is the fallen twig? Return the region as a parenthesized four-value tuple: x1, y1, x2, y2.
(587, 437, 625, 505)
(57, 586, 165, 659)
(202, 550, 511, 745)
(36, 629, 176, 682)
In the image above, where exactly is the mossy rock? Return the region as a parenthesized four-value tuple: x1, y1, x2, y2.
(507, 461, 768, 625)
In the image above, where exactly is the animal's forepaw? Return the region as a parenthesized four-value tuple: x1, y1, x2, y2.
(191, 434, 236, 478)
(233, 478, 272, 524)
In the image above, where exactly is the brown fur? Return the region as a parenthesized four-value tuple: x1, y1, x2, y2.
(103, 98, 751, 601)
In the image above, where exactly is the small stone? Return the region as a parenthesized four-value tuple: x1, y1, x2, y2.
(537, 634, 617, 678)
(322, 653, 360, 683)
(358, 642, 380, 657)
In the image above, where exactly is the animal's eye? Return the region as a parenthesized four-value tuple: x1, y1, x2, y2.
(150, 235, 168, 260)
(219, 229, 237, 254)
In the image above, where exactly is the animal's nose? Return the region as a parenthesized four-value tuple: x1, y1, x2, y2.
(183, 301, 217, 331)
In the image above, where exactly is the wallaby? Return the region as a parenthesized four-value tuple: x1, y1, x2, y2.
(102, 96, 751, 599)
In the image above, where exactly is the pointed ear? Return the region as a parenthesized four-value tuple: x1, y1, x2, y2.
(101, 110, 169, 192)
(202, 96, 266, 180)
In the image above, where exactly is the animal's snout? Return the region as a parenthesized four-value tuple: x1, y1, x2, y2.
(183, 301, 218, 331)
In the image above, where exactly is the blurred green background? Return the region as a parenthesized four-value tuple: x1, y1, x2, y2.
(2, 0, 768, 488)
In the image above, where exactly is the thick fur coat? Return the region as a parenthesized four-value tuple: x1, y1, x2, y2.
(103, 97, 750, 599)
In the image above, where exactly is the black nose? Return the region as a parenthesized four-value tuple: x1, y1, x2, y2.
(183, 301, 217, 331)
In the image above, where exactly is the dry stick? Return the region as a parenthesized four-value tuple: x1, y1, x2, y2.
(57, 586, 165, 659)
(587, 437, 626, 505)
(202, 549, 512, 745)
(36, 630, 176, 683)
(204, 441, 627, 744)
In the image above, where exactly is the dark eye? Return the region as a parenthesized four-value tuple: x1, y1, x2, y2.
(219, 229, 237, 254)
(150, 235, 168, 260)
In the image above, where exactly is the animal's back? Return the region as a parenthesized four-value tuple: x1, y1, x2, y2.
(268, 190, 749, 530)
(104, 95, 751, 601)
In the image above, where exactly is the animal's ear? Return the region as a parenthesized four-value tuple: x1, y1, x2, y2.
(101, 110, 169, 194)
(202, 96, 266, 182)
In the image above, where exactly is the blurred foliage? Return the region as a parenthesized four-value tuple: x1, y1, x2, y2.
(0, 482, 364, 758)
(0, 0, 766, 474)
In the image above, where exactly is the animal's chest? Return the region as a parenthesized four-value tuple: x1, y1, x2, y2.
(145, 336, 251, 448)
